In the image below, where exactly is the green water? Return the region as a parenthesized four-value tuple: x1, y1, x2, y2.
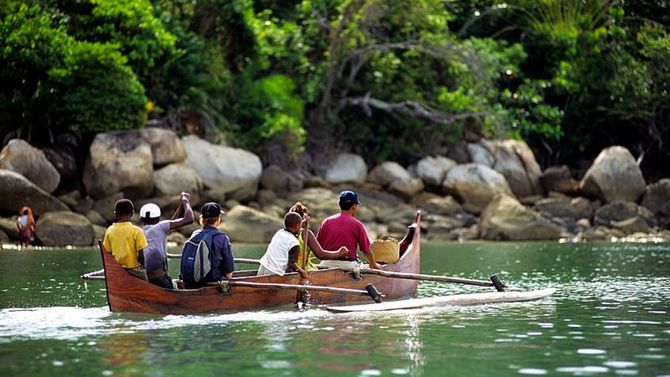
(0, 242, 669, 376)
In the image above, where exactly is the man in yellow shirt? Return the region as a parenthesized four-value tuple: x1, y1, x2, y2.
(103, 199, 149, 280)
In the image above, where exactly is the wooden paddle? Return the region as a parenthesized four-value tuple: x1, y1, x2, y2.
(339, 268, 507, 291)
(215, 281, 383, 302)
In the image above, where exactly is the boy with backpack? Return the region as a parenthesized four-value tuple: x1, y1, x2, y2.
(139, 192, 194, 289)
(103, 199, 148, 280)
(180, 202, 234, 287)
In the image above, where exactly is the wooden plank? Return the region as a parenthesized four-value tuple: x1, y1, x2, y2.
(326, 288, 556, 313)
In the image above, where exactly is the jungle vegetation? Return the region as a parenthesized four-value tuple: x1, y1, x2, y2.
(1, 0, 669, 177)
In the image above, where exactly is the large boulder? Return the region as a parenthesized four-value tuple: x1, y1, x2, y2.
(442, 163, 513, 213)
(83, 131, 154, 199)
(153, 163, 203, 197)
(411, 193, 463, 216)
(139, 127, 187, 166)
(540, 165, 579, 195)
(491, 140, 543, 198)
(641, 179, 670, 215)
(389, 178, 424, 199)
(368, 162, 412, 187)
(324, 153, 367, 183)
(579, 146, 646, 203)
(416, 156, 457, 186)
(0, 217, 20, 239)
(183, 136, 262, 197)
(260, 165, 303, 194)
(218, 205, 283, 243)
(593, 201, 655, 227)
(92, 193, 124, 224)
(35, 211, 95, 246)
(0, 169, 69, 215)
(42, 146, 77, 185)
(534, 197, 578, 219)
(0, 139, 60, 193)
(467, 140, 495, 167)
(480, 194, 562, 240)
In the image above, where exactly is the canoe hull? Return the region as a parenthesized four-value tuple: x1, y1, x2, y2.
(101, 214, 421, 315)
(326, 288, 557, 313)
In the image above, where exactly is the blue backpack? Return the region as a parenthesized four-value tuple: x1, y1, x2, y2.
(180, 228, 219, 285)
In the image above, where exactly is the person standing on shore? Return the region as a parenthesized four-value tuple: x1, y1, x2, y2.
(16, 206, 35, 248)
(316, 190, 381, 270)
(140, 192, 194, 289)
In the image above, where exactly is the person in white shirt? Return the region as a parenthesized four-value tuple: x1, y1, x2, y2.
(257, 212, 307, 277)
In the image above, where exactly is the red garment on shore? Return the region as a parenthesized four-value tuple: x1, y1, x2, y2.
(316, 212, 371, 259)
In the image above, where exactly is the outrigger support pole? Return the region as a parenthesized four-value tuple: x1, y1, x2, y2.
(490, 275, 506, 292)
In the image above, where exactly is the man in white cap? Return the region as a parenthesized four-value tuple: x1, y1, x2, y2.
(140, 192, 194, 288)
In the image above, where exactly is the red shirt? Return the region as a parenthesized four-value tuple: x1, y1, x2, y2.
(317, 212, 371, 260)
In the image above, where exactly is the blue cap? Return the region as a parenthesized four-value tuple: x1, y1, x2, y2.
(339, 190, 360, 205)
(201, 202, 225, 218)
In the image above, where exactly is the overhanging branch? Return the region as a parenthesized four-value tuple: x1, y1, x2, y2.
(341, 93, 486, 125)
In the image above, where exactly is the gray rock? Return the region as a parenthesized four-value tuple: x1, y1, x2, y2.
(260, 165, 294, 193)
(0, 217, 19, 240)
(368, 162, 412, 187)
(183, 136, 262, 197)
(0, 139, 60, 193)
(0, 169, 69, 215)
(412, 193, 463, 216)
(85, 210, 107, 226)
(580, 226, 624, 241)
(389, 178, 424, 199)
(579, 146, 646, 203)
(442, 163, 513, 213)
(613, 216, 650, 234)
(57, 190, 80, 208)
(0, 229, 9, 243)
(324, 153, 367, 183)
(92, 193, 124, 224)
(593, 201, 655, 227)
(72, 196, 94, 215)
(491, 140, 543, 198)
(83, 131, 154, 199)
(416, 156, 457, 186)
(256, 189, 278, 207)
(467, 140, 495, 167)
(167, 231, 186, 245)
(139, 127, 187, 166)
(480, 193, 562, 240)
(92, 224, 107, 244)
(534, 197, 578, 219)
(571, 197, 595, 220)
(641, 179, 670, 215)
(42, 146, 77, 183)
(153, 163, 203, 197)
(36, 211, 95, 246)
(540, 165, 578, 195)
(218, 205, 283, 243)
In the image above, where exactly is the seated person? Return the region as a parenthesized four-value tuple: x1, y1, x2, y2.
(103, 199, 148, 280)
(317, 190, 381, 269)
(180, 202, 234, 286)
(140, 192, 194, 289)
(288, 202, 349, 271)
(257, 212, 307, 277)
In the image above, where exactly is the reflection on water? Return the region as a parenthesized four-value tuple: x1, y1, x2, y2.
(0, 242, 669, 376)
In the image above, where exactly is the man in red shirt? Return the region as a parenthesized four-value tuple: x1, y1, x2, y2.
(316, 190, 381, 270)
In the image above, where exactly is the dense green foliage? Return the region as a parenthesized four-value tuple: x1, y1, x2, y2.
(1, 0, 669, 175)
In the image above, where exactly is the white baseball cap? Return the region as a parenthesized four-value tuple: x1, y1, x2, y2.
(139, 203, 161, 219)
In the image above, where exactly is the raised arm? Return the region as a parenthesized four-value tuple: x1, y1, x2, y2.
(169, 192, 194, 230)
(305, 229, 349, 260)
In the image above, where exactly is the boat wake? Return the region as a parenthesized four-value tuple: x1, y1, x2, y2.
(0, 306, 335, 342)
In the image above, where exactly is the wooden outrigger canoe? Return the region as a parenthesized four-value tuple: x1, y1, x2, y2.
(99, 212, 422, 315)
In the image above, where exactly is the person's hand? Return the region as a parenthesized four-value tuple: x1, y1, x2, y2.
(301, 213, 311, 228)
(370, 261, 382, 270)
(337, 246, 349, 258)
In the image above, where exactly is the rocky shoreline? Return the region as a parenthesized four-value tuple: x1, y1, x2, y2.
(1, 128, 669, 247)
